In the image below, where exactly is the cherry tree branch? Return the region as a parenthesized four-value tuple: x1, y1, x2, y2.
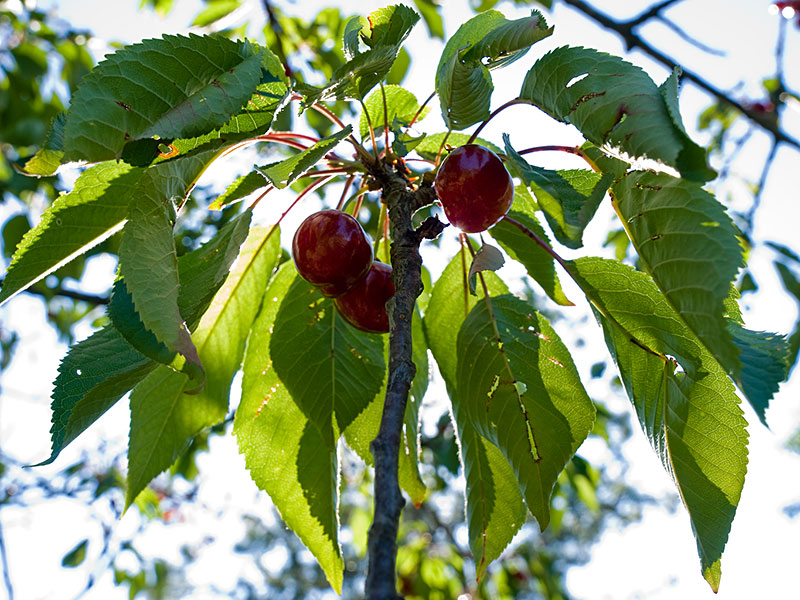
(558, 0, 800, 152)
(363, 161, 441, 599)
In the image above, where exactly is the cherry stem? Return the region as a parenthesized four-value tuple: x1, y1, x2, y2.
(408, 90, 435, 128)
(434, 130, 451, 166)
(246, 185, 275, 212)
(501, 215, 569, 270)
(336, 174, 356, 211)
(466, 97, 534, 145)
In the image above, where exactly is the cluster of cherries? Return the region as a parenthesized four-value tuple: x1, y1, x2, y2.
(291, 144, 513, 334)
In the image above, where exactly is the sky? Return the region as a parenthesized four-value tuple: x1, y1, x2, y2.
(1, 0, 800, 599)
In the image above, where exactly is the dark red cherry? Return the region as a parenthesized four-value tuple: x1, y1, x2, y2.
(334, 261, 395, 333)
(292, 210, 373, 297)
(433, 144, 514, 233)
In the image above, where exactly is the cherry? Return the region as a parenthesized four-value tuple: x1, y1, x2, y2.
(292, 210, 373, 297)
(334, 261, 395, 333)
(433, 144, 514, 233)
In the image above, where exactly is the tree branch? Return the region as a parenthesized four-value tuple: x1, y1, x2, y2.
(364, 161, 438, 599)
(0, 278, 109, 306)
(558, 0, 800, 152)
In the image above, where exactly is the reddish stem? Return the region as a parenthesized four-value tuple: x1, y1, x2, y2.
(408, 91, 436, 128)
(336, 174, 356, 211)
(263, 175, 337, 241)
(466, 98, 534, 145)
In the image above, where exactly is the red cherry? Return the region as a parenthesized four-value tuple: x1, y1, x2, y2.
(433, 144, 514, 233)
(334, 261, 395, 333)
(292, 210, 373, 297)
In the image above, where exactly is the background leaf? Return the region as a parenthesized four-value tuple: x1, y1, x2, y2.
(520, 46, 713, 180)
(235, 263, 344, 593)
(359, 85, 426, 141)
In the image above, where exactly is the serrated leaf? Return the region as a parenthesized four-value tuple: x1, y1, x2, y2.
(436, 10, 552, 130)
(424, 252, 526, 579)
(24, 112, 66, 176)
(62, 34, 268, 163)
(235, 263, 344, 593)
(359, 85, 426, 141)
(270, 271, 385, 448)
(504, 137, 612, 249)
(37, 212, 252, 467)
(468, 242, 504, 295)
(364, 4, 420, 49)
(296, 46, 400, 106)
(1, 152, 213, 307)
(612, 170, 744, 372)
(568, 257, 749, 589)
(126, 224, 280, 507)
(255, 126, 352, 189)
(456, 294, 595, 529)
(490, 209, 572, 306)
(117, 187, 183, 353)
(520, 46, 713, 181)
(211, 171, 269, 210)
(728, 323, 788, 426)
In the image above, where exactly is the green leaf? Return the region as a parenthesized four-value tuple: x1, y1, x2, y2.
(191, 0, 241, 27)
(1, 161, 132, 305)
(456, 294, 595, 529)
(490, 209, 573, 306)
(24, 112, 66, 176)
(1, 152, 213, 306)
(504, 138, 612, 249)
(235, 263, 344, 593)
(270, 271, 385, 448)
(424, 252, 527, 579)
(568, 257, 748, 590)
(255, 126, 352, 189)
(612, 171, 744, 372)
(61, 539, 88, 568)
(117, 188, 183, 353)
(38, 212, 252, 467)
(775, 263, 800, 372)
(359, 85, 426, 141)
(126, 224, 280, 507)
(728, 323, 788, 426)
(520, 46, 713, 181)
(413, 0, 444, 39)
(211, 171, 269, 210)
(62, 34, 268, 163)
(436, 10, 552, 130)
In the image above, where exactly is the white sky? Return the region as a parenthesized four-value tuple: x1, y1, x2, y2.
(1, 1, 799, 599)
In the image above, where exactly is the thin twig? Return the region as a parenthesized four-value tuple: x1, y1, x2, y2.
(260, 0, 293, 78)
(0, 278, 109, 306)
(559, 0, 800, 151)
(466, 98, 533, 145)
(0, 518, 13, 600)
(745, 141, 778, 235)
(408, 91, 435, 128)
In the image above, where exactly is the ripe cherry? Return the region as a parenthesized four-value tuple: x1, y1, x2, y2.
(434, 144, 514, 233)
(334, 261, 395, 334)
(292, 210, 373, 297)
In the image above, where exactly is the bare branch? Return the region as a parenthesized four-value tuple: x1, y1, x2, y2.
(558, 0, 800, 152)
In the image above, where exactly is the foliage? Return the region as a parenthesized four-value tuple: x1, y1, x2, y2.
(0, 1, 795, 598)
